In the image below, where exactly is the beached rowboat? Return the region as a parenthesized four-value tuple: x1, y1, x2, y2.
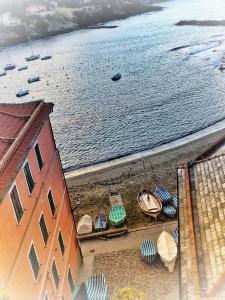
(157, 231, 177, 272)
(140, 240, 157, 264)
(155, 186, 172, 205)
(162, 205, 176, 218)
(137, 189, 162, 221)
(77, 214, 93, 235)
(109, 205, 126, 226)
(95, 213, 107, 231)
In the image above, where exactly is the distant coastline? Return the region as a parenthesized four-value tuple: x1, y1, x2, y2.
(0, 0, 163, 49)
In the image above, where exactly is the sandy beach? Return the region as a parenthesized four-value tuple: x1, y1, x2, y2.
(65, 120, 225, 228)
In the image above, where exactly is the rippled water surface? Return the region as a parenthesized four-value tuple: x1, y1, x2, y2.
(1, 0, 225, 169)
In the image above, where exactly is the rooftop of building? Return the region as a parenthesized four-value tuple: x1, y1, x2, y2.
(0, 100, 53, 200)
(178, 147, 225, 299)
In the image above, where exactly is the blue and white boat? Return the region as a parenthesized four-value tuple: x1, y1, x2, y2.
(16, 88, 29, 97)
(41, 55, 52, 60)
(28, 75, 40, 84)
(18, 66, 28, 71)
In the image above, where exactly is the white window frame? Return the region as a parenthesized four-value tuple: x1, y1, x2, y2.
(39, 212, 49, 246)
(27, 241, 40, 281)
(34, 141, 44, 171)
(67, 266, 75, 293)
(47, 187, 56, 217)
(9, 182, 24, 224)
(51, 258, 60, 290)
(23, 159, 35, 195)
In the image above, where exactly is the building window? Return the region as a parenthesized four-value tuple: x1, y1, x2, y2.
(58, 231, 65, 255)
(52, 260, 60, 289)
(35, 143, 44, 170)
(39, 214, 49, 245)
(10, 185, 23, 223)
(48, 190, 55, 216)
(28, 243, 40, 280)
(24, 161, 34, 193)
(68, 268, 75, 293)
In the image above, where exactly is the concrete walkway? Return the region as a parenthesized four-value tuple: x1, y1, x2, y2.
(77, 220, 177, 284)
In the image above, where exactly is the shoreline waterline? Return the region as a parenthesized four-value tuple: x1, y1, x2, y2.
(65, 117, 225, 179)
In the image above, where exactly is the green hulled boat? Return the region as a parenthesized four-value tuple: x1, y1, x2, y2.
(109, 205, 126, 226)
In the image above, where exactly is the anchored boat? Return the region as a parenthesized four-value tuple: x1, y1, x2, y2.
(137, 189, 162, 221)
(18, 66, 28, 71)
(0, 71, 7, 77)
(111, 73, 121, 81)
(28, 76, 40, 84)
(41, 55, 52, 60)
(4, 64, 16, 71)
(25, 54, 40, 62)
(16, 88, 29, 97)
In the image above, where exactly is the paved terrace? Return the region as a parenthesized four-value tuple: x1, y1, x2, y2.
(178, 154, 225, 300)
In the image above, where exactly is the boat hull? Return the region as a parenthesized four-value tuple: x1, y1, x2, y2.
(137, 189, 162, 220)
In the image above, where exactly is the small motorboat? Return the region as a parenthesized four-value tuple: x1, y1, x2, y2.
(111, 73, 121, 81)
(41, 55, 52, 60)
(25, 54, 40, 62)
(157, 231, 177, 272)
(16, 88, 29, 97)
(94, 213, 108, 231)
(18, 66, 28, 71)
(137, 189, 162, 221)
(4, 63, 16, 71)
(0, 71, 7, 77)
(28, 75, 40, 84)
(77, 215, 93, 235)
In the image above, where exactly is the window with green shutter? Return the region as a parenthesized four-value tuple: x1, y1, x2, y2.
(24, 162, 34, 193)
(58, 231, 65, 255)
(28, 243, 40, 280)
(10, 185, 23, 223)
(52, 260, 60, 289)
(39, 214, 49, 245)
(68, 268, 75, 293)
(35, 143, 43, 170)
(48, 190, 55, 216)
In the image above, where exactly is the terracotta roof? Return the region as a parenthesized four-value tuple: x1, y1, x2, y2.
(0, 100, 53, 200)
(178, 156, 225, 300)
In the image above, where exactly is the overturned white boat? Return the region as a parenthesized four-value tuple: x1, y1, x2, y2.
(77, 214, 93, 235)
(157, 231, 177, 272)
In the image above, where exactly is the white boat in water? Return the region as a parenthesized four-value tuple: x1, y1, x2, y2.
(4, 63, 16, 71)
(18, 66, 28, 71)
(28, 75, 40, 84)
(4, 50, 16, 71)
(25, 54, 40, 62)
(41, 55, 52, 60)
(157, 231, 177, 272)
(24, 23, 40, 62)
(0, 71, 7, 77)
(16, 88, 29, 97)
